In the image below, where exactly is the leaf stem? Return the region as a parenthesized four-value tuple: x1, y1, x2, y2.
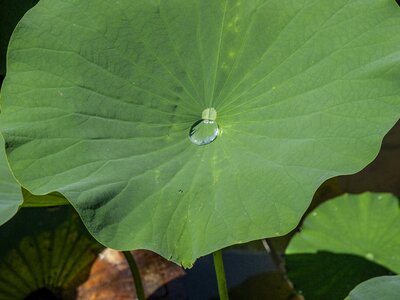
(213, 250, 229, 300)
(122, 251, 145, 300)
(262, 238, 286, 273)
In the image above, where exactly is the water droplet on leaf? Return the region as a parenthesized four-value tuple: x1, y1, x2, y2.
(189, 108, 219, 146)
(189, 119, 219, 146)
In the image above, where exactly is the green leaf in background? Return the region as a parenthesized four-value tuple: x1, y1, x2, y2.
(0, 206, 103, 300)
(346, 276, 400, 300)
(286, 252, 393, 300)
(286, 193, 400, 299)
(1, 0, 400, 265)
(287, 193, 400, 273)
(0, 135, 22, 225)
(0, 0, 39, 78)
(21, 187, 69, 207)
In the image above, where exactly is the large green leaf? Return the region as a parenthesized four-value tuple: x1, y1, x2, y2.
(346, 276, 400, 300)
(1, 0, 400, 265)
(0, 206, 103, 299)
(287, 193, 400, 273)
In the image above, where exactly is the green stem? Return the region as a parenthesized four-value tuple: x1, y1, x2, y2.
(213, 250, 229, 300)
(122, 251, 145, 300)
(262, 238, 285, 273)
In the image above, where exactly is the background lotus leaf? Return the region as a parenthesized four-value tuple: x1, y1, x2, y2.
(346, 276, 400, 300)
(0, 206, 103, 300)
(286, 193, 400, 299)
(1, 0, 400, 265)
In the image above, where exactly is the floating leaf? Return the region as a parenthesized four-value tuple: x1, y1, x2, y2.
(346, 276, 400, 300)
(1, 0, 400, 265)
